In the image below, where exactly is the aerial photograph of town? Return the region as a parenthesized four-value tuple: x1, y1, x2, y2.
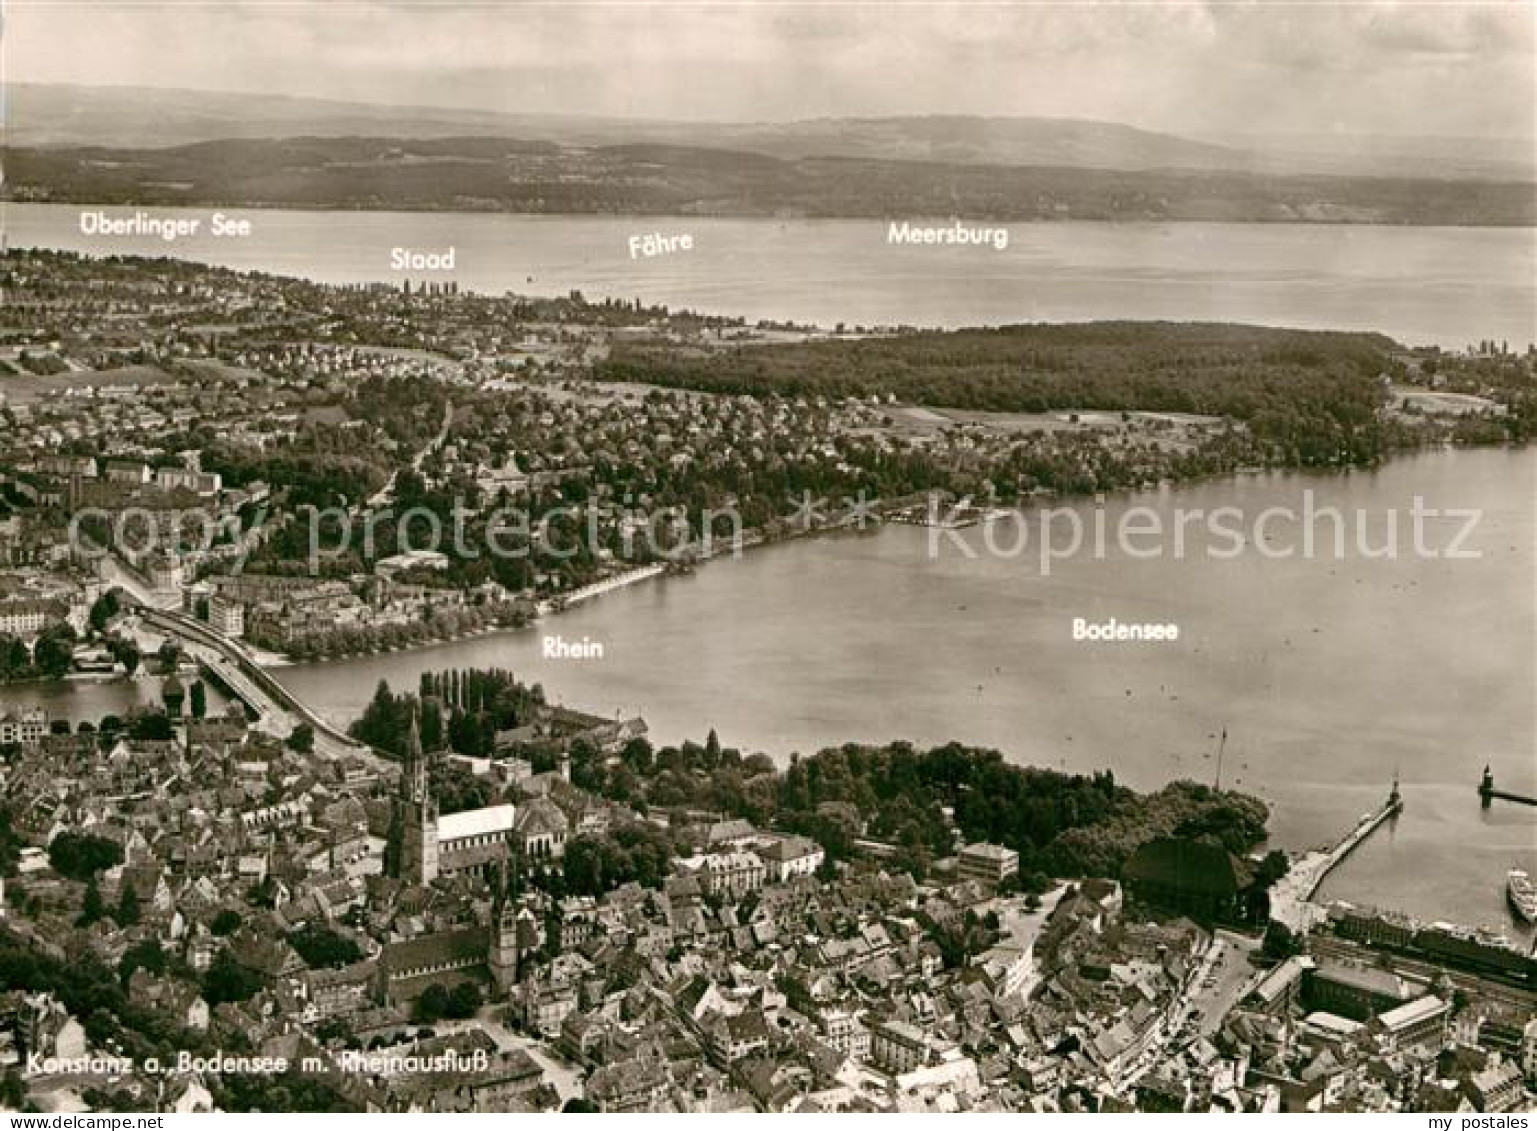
(0, 0, 1533, 1119)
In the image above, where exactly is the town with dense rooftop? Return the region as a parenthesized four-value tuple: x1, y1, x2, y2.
(0, 250, 1534, 1114)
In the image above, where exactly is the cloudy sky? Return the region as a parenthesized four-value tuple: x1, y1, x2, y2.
(4, 1, 1533, 140)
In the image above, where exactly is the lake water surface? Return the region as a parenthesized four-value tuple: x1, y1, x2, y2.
(7, 204, 1535, 347)
(258, 448, 1537, 936)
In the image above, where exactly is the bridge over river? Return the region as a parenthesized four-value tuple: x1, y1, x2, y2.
(136, 607, 392, 772)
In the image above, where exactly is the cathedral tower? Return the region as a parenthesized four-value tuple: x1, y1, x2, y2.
(387, 707, 439, 884)
(488, 862, 520, 996)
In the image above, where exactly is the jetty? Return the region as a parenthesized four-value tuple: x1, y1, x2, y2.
(536, 563, 667, 616)
(1269, 778, 1404, 932)
(1478, 765, 1537, 808)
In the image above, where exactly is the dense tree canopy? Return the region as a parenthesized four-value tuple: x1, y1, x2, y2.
(47, 831, 124, 880)
(606, 322, 1400, 467)
(350, 669, 546, 760)
(288, 924, 363, 970)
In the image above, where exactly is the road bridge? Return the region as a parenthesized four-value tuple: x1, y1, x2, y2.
(137, 607, 391, 771)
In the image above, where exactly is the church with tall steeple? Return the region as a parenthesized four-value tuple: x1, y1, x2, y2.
(386, 707, 440, 885)
(385, 704, 518, 886)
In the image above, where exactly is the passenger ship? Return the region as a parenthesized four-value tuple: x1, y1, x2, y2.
(1507, 868, 1537, 923)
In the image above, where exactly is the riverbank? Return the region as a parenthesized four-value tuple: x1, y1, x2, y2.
(245, 433, 1534, 671)
(244, 570, 672, 670)
(250, 614, 530, 668)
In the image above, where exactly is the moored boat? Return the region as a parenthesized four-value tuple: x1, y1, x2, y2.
(1506, 869, 1537, 923)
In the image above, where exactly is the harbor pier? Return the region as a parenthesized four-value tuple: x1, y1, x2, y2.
(1478, 765, 1537, 808)
(1268, 778, 1404, 932)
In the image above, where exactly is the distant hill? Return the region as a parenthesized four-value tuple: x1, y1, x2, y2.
(1199, 130, 1536, 183)
(617, 115, 1254, 172)
(5, 83, 543, 148)
(9, 83, 1533, 182)
(6, 134, 1533, 226)
(5, 85, 1240, 172)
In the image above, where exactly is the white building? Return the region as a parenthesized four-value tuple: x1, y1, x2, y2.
(155, 466, 222, 496)
(976, 940, 1038, 1001)
(0, 707, 48, 746)
(755, 834, 825, 881)
(697, 851, 766, 898)
(957, 842, 1019, 886)
(208, 596, 245, 639)
(0, 597, 63, 639)
(819, 1009, 871, 1060)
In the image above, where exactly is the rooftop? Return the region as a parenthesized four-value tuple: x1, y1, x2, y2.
(960, 843, 1018, 862)
(1377, 994, 1446, 1033)
(437, 803, 517, 843)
